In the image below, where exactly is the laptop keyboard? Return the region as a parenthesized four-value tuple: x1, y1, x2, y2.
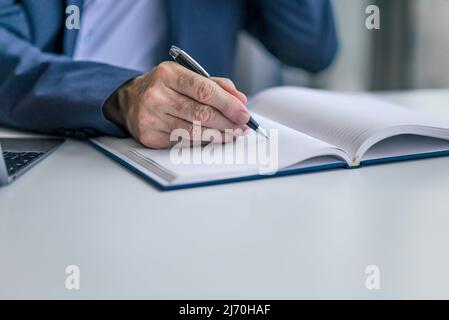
(2, 151, 45, 176)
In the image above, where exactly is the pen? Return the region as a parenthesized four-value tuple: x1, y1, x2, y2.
(169, 45, 269, 139)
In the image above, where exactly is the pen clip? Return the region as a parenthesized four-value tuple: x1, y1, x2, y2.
(169, 45, 210, 78)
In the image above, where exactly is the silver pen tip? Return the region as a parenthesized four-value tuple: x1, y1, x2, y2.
(258, 128, 270, 140)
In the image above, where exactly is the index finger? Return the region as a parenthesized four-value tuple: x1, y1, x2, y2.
(164, 63, 250, 126)
(212, 77, 248, 105)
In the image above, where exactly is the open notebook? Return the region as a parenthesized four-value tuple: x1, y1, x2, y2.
(91, 87, 449, 190)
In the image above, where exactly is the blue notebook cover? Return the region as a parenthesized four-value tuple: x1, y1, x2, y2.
(360, 150, 449, 166)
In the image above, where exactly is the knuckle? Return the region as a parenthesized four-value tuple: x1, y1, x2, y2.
(152, 66, 163, 79)
(153, 62, 172, 80)
(197, 80, 215, 103)
(157, 61, 172, 73)
(142, 88, 160, 102)
(194, 105, 212, 124)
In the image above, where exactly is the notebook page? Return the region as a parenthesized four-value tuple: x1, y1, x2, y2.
(362, 135, 449, 162)
(250, 87, 449, 159)
(133, 115, 349, 183)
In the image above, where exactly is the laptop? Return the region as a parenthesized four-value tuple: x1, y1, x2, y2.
(0, 138, 65, 186)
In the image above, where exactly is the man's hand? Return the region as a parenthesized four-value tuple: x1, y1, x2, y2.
(104, 62, 250, 149)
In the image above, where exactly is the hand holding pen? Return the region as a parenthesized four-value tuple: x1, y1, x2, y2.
(104, 49, 260, 149)
(170, 46, 269, 139)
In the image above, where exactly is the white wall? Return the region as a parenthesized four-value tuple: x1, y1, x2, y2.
(410, 0, 449, 88)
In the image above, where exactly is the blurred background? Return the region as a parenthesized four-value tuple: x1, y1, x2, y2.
(234, 0, 449, 95)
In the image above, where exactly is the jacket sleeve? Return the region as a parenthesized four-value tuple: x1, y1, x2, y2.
(0, 1, 140, 138)
(245, 0, 338, 73)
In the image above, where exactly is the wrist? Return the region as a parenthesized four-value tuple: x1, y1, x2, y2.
(103, 78, 136, 128)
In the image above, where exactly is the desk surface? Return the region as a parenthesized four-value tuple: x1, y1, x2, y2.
(1, 90, 449, 299)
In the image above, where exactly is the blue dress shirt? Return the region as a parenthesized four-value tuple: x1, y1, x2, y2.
(73, 0, 168, 72)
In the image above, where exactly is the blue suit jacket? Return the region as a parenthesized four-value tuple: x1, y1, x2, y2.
(0, 0, 338, 138)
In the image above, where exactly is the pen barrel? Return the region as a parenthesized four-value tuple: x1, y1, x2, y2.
(174, 55, 209, 78)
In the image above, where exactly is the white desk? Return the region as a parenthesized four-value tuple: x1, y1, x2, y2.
(1, 90, 449, 299)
